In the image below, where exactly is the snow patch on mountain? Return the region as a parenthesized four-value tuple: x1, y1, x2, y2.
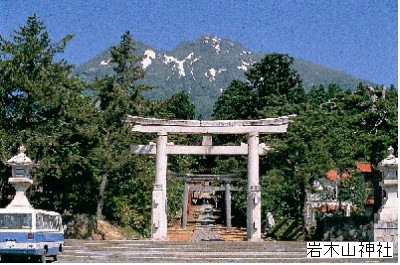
(190, 68, 196, 80)
(203, 36, 222, 54)
(237, 59, 251, 71)
(142, 49, 156, 69)
(205, 68, 227, 82)
(240, 50, 252, 55)
(186, 52, 202, 66)
(163, 54, 186, 77)
(99, 58, 111, 66)
(162, 52, 203, 79)
(186, 52, 195, 60)
(188, 53, 202, 80)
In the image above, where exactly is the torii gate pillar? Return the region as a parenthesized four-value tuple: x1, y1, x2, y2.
(152, 131, 168, 240)
(247, 131, 262, 241)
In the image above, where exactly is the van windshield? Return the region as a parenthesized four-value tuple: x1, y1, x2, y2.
(0, 213, 32, 229)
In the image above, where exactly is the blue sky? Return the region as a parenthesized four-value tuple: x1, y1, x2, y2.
(0, 0, 397, 86)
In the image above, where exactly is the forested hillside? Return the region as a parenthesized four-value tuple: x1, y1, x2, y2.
(0, 16, 397, 238)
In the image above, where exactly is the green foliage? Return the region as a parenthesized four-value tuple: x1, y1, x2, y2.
(0, 14, 76, 130)
(212, 52, 398, 227)
(89, 30, 155, 234)
(90, 31, 199, 234)
(0, 16, 199, 237)
(155, 91, 196, 119)
(339, 172, 369, 214)
(246, 53, 301, 99)
(261, 169, 303, 217)
(0, 14, 98, 213)
(213, 80, 256, 119)
(213, 53, 305, 119)
(308, 85, 327, 107)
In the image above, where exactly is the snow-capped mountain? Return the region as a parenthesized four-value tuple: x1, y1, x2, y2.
(73, 35, 372, 118)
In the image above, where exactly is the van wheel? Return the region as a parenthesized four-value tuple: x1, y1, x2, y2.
(0, 255, 10, 263)
(53, 255, 58, 261)
(38, 251, 46, 263)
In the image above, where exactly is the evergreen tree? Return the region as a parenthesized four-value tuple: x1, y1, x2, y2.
(156, 91, 196, 120)
(0, 14, 75, 131)
(90, 31, 148, 220)
(246, 53, 301, 98)
(213, 80, 256, 119)
(0, 14, 97, 212)
(246, 53, 302, 116)
(307, 85, 327, 108)
(213, 53, 303, 119)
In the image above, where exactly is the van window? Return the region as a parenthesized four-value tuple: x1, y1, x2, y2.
(0, 213, 32, 229)
(36, 213, 61, 230)
(36, 213, 44, 229)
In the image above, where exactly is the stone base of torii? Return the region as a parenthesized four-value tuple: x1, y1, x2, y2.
(126, 115, 292, 241)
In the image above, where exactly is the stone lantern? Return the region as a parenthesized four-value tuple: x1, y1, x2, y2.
(374, 146, 398, 253)
(4, 145, 35, 208)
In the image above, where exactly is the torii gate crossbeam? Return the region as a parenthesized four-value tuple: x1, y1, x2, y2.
(126, 115, 292, 241)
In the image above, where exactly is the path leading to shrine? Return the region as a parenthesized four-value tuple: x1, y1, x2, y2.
(167, 203, 248, 242)
(167, 223, 248, 242)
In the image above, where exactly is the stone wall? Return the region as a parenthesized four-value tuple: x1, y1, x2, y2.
(313, 215, 373, 242)
(63, 213, 97, 239)
(374, 221, 398, 253)
(62, 213, 131, 240)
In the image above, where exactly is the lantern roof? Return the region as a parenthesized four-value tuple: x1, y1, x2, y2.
(379, 146, 398, 168)
(5, 145, 35, 166)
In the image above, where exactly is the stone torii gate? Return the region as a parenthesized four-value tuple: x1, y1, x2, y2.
(126, 115, 292, 241)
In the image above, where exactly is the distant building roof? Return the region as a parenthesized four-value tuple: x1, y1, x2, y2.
(325, 169, 350, 182)
(326, 170, 338, 182)
(356, 162, 372, 173)
(326, 162, 372, 181)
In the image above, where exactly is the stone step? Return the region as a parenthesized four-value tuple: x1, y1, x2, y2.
(60, 239, 398, 263)
(60, 240, 307, 263)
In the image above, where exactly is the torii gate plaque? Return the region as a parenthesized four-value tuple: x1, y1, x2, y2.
(126, 115, 292, 241)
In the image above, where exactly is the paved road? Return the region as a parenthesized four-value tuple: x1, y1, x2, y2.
(55, 239, 398, 263)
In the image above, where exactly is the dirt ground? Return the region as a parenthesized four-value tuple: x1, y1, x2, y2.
(91, 219, 129, 240)
(92, 219, 247, 241)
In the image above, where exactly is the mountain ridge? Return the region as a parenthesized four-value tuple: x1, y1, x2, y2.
(73, 35, 374, 118)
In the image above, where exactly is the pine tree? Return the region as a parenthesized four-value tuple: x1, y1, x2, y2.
(91, 31, 148, 220)
(0, 14, 75, 131)
(156, 91, 196, 120)
(0, 14, 97, 212)
(213, 80, 256, 119)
